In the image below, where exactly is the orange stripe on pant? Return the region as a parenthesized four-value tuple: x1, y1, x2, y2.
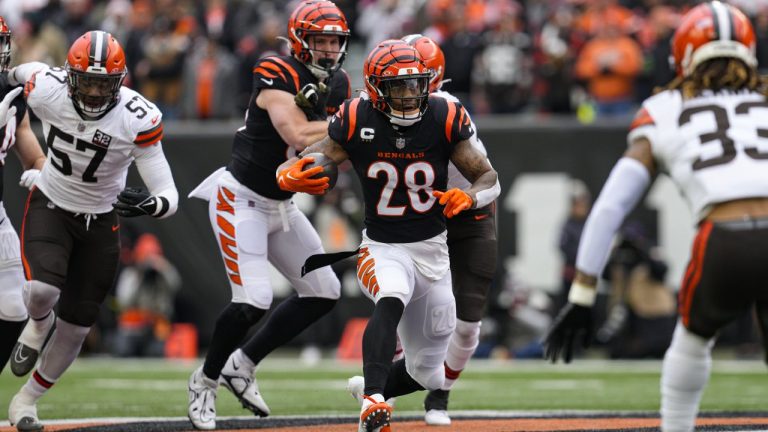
(679, 221, 713, 327)
(216, 186, 241, 285)
(356, 247, 379, 296)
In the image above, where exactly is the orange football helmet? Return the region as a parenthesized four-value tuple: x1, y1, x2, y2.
(288, 0, 350, 79)
(364, 40, 431, 124)
(671, 1, 756, 77)
(0, 16, 10, 72)
(402, 34, 445, 93)
(65, 31, 127, 118)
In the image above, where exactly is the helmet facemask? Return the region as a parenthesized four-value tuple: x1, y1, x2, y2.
(372, 74, 431, 126)
(0, 29, 10, 72)
(66, 66, 125, 119)
(296, 30, 348, 80)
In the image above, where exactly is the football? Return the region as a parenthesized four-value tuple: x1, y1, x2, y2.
(302, 152, 338, 189)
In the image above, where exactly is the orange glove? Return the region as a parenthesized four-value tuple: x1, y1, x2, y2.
(433, 188, 474, 218)
(277, 157, 329, 195)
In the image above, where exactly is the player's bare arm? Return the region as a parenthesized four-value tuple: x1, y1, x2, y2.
(450, 138, 498, 204)
(13, 112, 45, 170)
(257, 88, 328, 151)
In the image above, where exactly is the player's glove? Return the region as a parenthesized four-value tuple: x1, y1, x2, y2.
(277, 157, 329, 195)
(433, 188, 474, 218)
(542, 302, 593, 363)
(0, 87, 21, 129)
(19, 169, 40, 190)
(294, 82, 330, 120)
(113, 187, 162, 217)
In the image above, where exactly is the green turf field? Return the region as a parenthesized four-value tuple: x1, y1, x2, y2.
(1, 358, 766, 420)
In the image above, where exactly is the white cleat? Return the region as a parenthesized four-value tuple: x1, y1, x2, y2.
(9, 392, 43, 432)
(425, 409, 451, 426)
(187, 366, 217, 430)
(11, 312, 55, 377)
(219, 350, 270, 417)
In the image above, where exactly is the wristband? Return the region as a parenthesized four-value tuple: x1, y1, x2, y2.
(568, 281, 597, 307)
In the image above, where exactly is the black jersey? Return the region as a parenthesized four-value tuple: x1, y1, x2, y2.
(227, 55, 350, 200)
(0, 72, 28, 202)
(329, 96, 472, 243)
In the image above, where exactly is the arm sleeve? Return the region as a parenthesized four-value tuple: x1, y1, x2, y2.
(133, 143, 178, 219)
(9, 62, 48, 86)
(574, 157, 651, 276)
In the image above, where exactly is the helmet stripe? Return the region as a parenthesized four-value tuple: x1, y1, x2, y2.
(711, 1, 730, 41)
(90, 31, 107, 68)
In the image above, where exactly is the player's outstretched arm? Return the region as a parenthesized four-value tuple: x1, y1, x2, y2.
(444, 138, 500, 212)
(8, 62, 49, 86)
(277, 136, 349, 195)
(258, 88, 329, 152)
(14, 108, 46, 190)
(543, 137, 656, 363)
(115, 144, 178, 218)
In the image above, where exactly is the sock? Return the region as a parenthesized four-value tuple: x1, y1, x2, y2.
(0, 319, 25, 373)
(442, 319, 480, 390)
(202, 302, 265, 380)
(36, 319, 90, 386)
(661, 322, 714, 432)
(241, 295, 336, 365)
(383, 358, 424, 399)
(363, 297, 404, 396)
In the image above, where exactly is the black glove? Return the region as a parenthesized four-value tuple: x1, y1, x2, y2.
(294, 82, 330, 120)
(542, 302, 593, 363)
(113, 187, 162, 218)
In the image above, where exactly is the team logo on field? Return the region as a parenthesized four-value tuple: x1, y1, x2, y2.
(92, 129, 113, 148)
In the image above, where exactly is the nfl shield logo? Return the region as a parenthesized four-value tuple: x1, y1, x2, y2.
(395, 137, 406, 149)
(77, 123, 86, 132)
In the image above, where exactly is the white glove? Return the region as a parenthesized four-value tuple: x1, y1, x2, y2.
(0, 87, 22, 129)
(19, 169, 40, 190)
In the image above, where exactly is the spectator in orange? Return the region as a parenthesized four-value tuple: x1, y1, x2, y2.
(574, 22, 643, 117)
(575, 0, 637, 36)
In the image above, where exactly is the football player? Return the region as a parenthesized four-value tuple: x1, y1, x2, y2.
(401, 34, 500, 426)
(543, 3, 768, 432)
(185, 1, 350, 429)
(7, 30, 178, 431)
(0, 16, 46, 376)
(277, 40, 499, 432)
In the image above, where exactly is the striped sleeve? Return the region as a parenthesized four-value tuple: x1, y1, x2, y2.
(134, 121, 163, 147)
(252, 57, 300, 94)
(328, 98, 360, 148)
(444, 101, 472, 144)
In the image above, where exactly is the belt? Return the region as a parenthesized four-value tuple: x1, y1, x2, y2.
(713, 217, 768, 231)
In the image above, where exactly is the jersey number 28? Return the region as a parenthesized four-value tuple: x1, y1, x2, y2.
(369, 161, 437, 216)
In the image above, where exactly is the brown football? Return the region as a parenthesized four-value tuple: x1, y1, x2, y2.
(302, 152, 338, 189)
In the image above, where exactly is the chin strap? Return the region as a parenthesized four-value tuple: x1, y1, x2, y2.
(389, 114, 421, 127)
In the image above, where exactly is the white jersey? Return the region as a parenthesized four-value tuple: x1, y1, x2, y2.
(26, 66, 164, 214)
(433, 90, 490, 190)
(629, 89, 768, 221)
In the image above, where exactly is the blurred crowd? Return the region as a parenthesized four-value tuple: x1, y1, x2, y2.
(5, 0, 768, 120)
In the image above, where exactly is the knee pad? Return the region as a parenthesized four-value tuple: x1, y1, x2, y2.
(670, 323, 713, 358)
(407, 348, 448, 391)
(53, 317, 92, 344)
(58, 300, 100, 327)
(23, 280, 61, 319)
(0, 289, 26, 321)
(218, 302, 265, 329)
(454, 319, 481, 347)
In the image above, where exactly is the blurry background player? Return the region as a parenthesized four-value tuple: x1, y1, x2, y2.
(7, 30, 178, 431)
(543, 2, 768, 431)
(402, 33, 500, 427)
(278, 40, 499, 432)
(0, 16, 46, 375)
(185, 1, 350, 429)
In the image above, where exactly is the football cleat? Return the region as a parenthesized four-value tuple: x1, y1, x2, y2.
(424, 389, 451, 426)
(348, 376, 393, 432)
(8, 392, 43, 432)
(187, 366, 217, 430)
(219, 350, 270, 417)
(11, 312, 55, 377)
